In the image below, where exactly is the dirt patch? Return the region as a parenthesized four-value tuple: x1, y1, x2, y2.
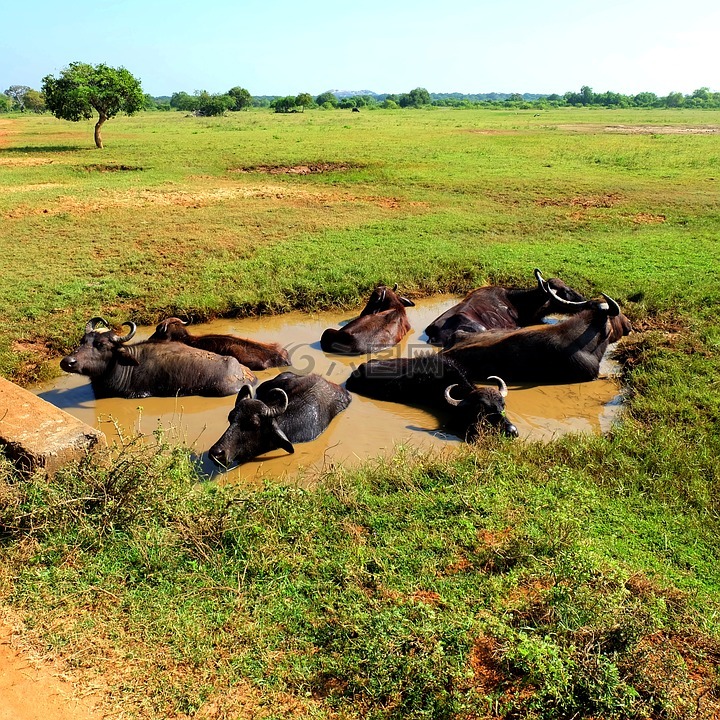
(11, 340, 57, 385)
(3, 184, 427, 220)
(536, 193, 622, 209)
(466, 129, 520, 135)
(232, 162, 357, 175)
(0, 157, 56, 167)
(626, 631, 720, 719)
(629, 212, 666, 224)
(469, 634, 505, 693)
(80, 164, 143, 173)
(5, 183, 65, 193)
(0, 615, 104, 720)
(557, 124, 720, 135)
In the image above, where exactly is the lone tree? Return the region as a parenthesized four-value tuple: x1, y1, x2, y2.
(227, 86, 252, 111)
(42, 62, 144, 148)
(4, 85, 31, 110)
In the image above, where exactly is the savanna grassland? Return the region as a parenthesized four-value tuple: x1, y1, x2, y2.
(1, 107, 720, 719)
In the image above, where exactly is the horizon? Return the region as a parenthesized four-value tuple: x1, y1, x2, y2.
(3, 1, 719, 99)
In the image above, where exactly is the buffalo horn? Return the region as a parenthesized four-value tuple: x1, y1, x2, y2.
(113, 322, 137, 344)
(600, 293, 621, 317)
(392, 283, 398, 292)
(262, 388, 289, 417)
(547, 286, 588, 307)
(234, 384, 253, 406)
(534, 268, 549, 293)
(487, 375, 508, 398)
(444, 384, 463, 407)
(85, 316, 110, 333)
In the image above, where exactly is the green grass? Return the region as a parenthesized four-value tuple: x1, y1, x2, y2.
(1, 107, 720, 718)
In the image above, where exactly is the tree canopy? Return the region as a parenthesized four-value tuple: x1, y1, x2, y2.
(42, 62, 144, 148)
(3, 85, 31, 110)
(227, 86, 252, 111)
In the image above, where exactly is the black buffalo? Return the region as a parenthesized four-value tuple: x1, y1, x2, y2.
(209, 371, 352, 467)
(443, 292, 632, 383)
(60, 317, 255, 399)
(148, 317, 290, 370)
(425, 268, 588, 347)
(321, 284, 415, 354)
(346, 354, 518, 440)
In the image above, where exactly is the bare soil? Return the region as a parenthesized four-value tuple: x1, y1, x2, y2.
(0, 617, 103, 720)
(557, 124, 720, 134)
(2, 183, 428, 220)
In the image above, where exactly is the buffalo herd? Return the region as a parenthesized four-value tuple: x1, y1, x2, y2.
(60, 270, 631, 468)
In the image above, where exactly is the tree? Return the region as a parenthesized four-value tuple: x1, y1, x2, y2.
(4, 85, 31, 110)
(0, 94, 12, 113)
(227, 86, 252, 111)
(195, 91, 235, 116)
(295, 92, 313, 112)
(170, 91, 198, 112)
(42, 62, 144, 149)
(399, 88, 431, 108)
(273, 96, 298, 113)
(22, 89, 46, 113)
(315, 91, 337, 107)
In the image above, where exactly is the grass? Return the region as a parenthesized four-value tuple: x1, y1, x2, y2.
(1, 107, 720, 718)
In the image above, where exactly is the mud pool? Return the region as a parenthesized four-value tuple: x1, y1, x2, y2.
(35, 296, 624, 483)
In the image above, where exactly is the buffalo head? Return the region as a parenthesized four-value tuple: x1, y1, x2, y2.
(360, 283, 415, 315)
(444, 375, 519, 439)
(148, 317, 190, 342)
(209, 385, 294, 467)
(60, 317, 138, 377)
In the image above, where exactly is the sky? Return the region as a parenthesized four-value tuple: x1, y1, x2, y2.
(2, 0, 719, 98)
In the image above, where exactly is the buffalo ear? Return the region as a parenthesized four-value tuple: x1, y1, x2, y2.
(115, 347, 140, 366)
(401, 296, 415, 307)
(271, 421, 295, 455)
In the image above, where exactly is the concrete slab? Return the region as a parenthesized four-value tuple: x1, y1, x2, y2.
(0, 377, 106, 474)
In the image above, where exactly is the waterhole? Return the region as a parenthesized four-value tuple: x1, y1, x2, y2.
(35, 297, 624, 484)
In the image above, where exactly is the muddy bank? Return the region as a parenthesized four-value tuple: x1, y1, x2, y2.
(36, 297, 623, 483)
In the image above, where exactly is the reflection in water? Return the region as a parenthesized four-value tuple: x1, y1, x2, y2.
(35, 296, 624, 483)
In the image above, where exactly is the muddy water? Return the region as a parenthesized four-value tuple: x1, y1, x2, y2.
(35, 297, 623, 483)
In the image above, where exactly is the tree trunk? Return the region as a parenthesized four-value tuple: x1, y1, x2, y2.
(94, 113, 107, 149)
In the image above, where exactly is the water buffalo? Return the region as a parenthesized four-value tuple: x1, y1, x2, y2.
(425, 268, 588, 347)
(148, 317, 290, 370)
(346, 354, 518, 440)
(443, 292, 632, 383)
(321, 284, 415, 354)
(60, 317, 255, 399)
(209, 371, 352, 467)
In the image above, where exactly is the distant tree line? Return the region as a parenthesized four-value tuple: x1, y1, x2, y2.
(3, 82, 720, 115)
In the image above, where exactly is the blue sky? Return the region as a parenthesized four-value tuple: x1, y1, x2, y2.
(2, 0, 718, 98)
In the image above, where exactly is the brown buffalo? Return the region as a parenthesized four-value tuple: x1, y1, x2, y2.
(321, 284, 415, 354)
(148, 317, 289, 370)
(425, 268, 588, 347)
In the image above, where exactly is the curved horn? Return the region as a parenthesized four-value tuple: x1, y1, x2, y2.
(261, 388, 289, 417)
(380, 287, 387, 304)
(85, 316, 110, 333)
(392, 283, 398, 292)
(600, 293, 620, 317)
(547, 286, 588, 307)
(487, 375, 508, 398)
(444, 384, 462, 407)
(113, 322, 137, 344)
(234, 384, 253, 406)
(534, 268, 549, 293)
